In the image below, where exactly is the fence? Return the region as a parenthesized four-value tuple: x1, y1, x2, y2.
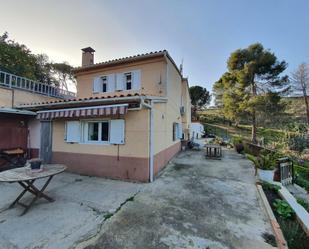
(0, 70, 76, 99)
(278, 157, 294, 185)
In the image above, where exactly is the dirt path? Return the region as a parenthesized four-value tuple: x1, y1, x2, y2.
(78, 148, 276, 249)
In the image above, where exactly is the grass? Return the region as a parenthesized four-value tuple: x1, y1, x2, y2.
(204, 122, 287, 146)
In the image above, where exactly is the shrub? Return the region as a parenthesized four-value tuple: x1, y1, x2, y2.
(288, 135, 309, 153)
(262, 182, 281, 193)
(231, 135, 243, 145)
(273, 199, 294, 219)
(294, 165, 309, 179)
(246, 154, 259, 168)
(295, 176, 309, 192)
(279, 218, 308, 249)
(296, 198, 309, 213)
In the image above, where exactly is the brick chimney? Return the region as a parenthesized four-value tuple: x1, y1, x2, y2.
(81, 47, 95, 67)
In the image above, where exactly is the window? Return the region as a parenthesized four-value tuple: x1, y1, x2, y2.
(125, 73, 132, 90)
(101, 76, 107, 92)
(84, 121, 109, 143)
(66, 119, 125, 145)
(172, 122, 182, 141)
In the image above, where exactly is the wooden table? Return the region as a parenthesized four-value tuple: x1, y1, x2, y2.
(0, 164, 66, 215)
(205, 144, 222, 159)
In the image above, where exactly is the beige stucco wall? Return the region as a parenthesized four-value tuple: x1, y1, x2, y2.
(76, 58, 167, 99)
(152, 59, 183, 154)
(52, 108, 149, 158)
(181, 79, 191, 140)
(0, 86, 58, 108)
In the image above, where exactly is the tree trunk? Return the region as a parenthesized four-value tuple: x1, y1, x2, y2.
(252, 110, 257, 144)
(251, 78, 257, 144)
(303, 90, 309, 124)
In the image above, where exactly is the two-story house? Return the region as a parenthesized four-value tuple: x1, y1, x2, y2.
(21, 49, 191, 182)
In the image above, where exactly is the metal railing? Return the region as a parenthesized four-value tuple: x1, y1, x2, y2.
(278, 157, 294, 185)
(0, 70, 76, 99)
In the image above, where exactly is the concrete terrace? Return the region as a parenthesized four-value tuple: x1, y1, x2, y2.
(0, 147, 275, 249)
(79, 148, 275, 249)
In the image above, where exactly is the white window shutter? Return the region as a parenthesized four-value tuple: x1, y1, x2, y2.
(93, 77, 102, 93)
(116, 73, 124, 91)
(65, 121, 80, 143)
(110, 119, 125, 144)
(107, 74, 115, 92)
(132, 70, 141, 90)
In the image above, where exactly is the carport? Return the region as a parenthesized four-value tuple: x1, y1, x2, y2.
(0, 108, 36, 171)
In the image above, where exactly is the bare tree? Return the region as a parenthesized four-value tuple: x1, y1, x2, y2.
(291, 63, 309, 123)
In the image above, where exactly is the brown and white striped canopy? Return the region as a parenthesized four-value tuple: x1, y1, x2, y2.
(37, 104, 128, 120)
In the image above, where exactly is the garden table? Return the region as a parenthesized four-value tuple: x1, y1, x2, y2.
(0, 164, 66, 216)
(205, 144, 222, 159)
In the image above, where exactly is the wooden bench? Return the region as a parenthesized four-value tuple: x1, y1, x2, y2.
(205, 144, 222, 159)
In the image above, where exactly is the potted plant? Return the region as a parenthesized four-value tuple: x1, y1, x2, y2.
(233, 136, 244, 154)
(29, 158, 43, 170)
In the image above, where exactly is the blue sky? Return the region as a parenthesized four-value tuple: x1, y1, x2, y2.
(1, 0, 308, 95)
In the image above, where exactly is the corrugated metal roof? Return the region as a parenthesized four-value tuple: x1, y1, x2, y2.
(0, 107, 36, 116)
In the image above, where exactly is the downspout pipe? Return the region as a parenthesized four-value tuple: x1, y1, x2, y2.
(141, 97, 168, 182)
(141, 98, 154, 182)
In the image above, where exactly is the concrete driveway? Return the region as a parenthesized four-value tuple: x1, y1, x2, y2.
(0, 173, 142, 249)
(78, 148, 275, 249)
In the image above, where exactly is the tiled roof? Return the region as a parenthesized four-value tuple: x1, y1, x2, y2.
(19, 92, 144, 108)
(73, 50, 167, 73)
(73, 50, 183, 78)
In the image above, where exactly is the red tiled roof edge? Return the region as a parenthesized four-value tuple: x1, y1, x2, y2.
(73, 50, 182, 77)
(18, 93, 145, 108)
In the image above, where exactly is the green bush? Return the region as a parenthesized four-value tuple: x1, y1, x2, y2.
(279, 218, 308, 249)
(258, 151, 283, 170)
(246, 153, 259, 167)
(288, 135, 309, 153)
(273, 199, 294, 219)
(296, 198, 309, 213)
(262, 182, 281, 193)
(246, 153, 278, 170)
(294, 165, 309, 179)
(231, 135, 243, 145)
(295, 176, 309, 192)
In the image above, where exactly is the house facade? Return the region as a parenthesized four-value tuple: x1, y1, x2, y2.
(21, 49, 191, 182)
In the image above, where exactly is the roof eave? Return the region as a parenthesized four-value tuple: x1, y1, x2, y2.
(73, 51, 166, 75)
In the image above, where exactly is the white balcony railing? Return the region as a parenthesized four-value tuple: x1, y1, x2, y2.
(0, 70, 76, 99)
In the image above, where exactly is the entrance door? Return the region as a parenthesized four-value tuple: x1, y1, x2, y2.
(40, 121, 52, 163)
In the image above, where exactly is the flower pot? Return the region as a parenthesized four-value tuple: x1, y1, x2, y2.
(235, 143, 244, 154)
(29, 159, 42, 170)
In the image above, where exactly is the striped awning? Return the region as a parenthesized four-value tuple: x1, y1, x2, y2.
(36, 104, 128, 120)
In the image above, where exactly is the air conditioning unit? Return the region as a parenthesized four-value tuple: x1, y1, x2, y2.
(180, 106, 185, 115)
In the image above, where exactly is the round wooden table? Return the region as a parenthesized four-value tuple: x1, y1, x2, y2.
(0, 164, 66, 215)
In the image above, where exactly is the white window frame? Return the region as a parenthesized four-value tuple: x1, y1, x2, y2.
(81, 120, 110, 145)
